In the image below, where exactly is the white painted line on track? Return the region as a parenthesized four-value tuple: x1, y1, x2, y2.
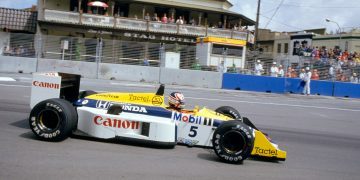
(187, 96, 360, 112)
(0, 84, 30, 88)
(0, 77, 16, 81)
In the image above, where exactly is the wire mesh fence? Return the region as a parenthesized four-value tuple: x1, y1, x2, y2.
(1, 32, 360, 83)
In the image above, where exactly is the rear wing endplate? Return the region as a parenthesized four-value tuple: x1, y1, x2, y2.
(30, 72, 81, 108)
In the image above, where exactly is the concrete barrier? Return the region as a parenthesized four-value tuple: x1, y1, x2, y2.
(334, 82, 360, 98)
(2, 56, 359, 97)
(0, 56, 36, 73)
(159, 68, 222, 89)
(222, 73, 286, 93)
(0, 57, 221, 88)
(99, 63, 160, 83)
(284, 78, 334, 96)
(222, 73, 360, 98)
(37, 59, 98, 78)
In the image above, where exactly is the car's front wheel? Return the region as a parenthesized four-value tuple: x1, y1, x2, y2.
(215, 106, 242, 120)
(29, 98, 77, 141)
(212, 120, 254, 163)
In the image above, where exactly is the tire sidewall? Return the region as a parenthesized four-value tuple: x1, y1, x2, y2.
(212, 121, 254, 163)
(215, 106, 242, 120)
(29, 99, 76, 141)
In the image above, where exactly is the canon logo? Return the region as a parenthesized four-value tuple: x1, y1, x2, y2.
(32, 81, 60, 89)
(93, 115, 140, 129)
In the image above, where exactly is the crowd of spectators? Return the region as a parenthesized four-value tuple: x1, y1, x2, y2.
(253, 57, 359, 84)
(298, 46, 360, 66)
(2, 45, 35, 57)
(141, 12, 247, 31)
(254, 47, 360, 83)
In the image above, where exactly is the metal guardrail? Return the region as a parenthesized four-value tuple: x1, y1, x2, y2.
(116, 18, 147, 31)
(43, 9, 249, 41)
(149, 21, 177, 34)
(82, 13, 114, 28)
(44, 9, 79, 24)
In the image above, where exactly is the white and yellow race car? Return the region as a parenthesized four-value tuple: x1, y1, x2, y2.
(29, 72, 286, 164)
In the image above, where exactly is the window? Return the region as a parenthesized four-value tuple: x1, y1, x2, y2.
(284, 43, 289, 54)
(212, 44, 243, 56)
(277, 43, 281, 53)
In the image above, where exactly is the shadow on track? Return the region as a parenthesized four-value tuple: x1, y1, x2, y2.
(9, 119, 29, 129)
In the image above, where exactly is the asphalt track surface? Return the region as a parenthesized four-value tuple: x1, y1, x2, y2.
(1, 73, 360, 180)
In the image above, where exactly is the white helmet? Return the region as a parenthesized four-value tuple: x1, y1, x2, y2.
(168, 92, 185, 109)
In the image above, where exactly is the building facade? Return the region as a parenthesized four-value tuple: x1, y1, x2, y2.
(35, 0, 255, 69)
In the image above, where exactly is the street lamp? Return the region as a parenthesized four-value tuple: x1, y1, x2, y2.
(325, 18, 342, 50)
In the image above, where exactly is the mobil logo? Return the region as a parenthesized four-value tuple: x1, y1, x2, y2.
(172, 112, 213, 126)
(172, 112, 202, 125)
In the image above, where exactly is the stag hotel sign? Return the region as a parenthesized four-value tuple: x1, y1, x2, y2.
(87, 30, 195, 43)
(123, 32, 196, 43)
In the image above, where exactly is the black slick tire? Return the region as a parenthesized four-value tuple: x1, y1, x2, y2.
(29, 98, 77, 141)
(212, 120, 254, 163)
(215, 106, 242, 120)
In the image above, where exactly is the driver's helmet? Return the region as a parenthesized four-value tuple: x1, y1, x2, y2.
(168, 92, 185, 109)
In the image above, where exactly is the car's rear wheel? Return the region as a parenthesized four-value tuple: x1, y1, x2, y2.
(29, 98, 77, 141)
(212, 120, 254, 163)
(215, 106, 242, 120)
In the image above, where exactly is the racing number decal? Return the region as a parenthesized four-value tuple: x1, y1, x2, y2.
(188, 126, 198, 137)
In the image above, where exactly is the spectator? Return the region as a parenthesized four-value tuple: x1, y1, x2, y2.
(270, 62, 279, 77)
(161, 13, 168, 23)
(285, 67, 292, 77)
(168, 14, 175, 23)
(291, 68, 298, 78)
(144, 13, 150, 21)
(143, 57, 150, 66)
(299, 68, 306, 79)
(217, 21, 223, 28)
(340, 72, 348, 82)
(189, 18, 196, 26)
(311, 69, 320, 80)
(151, 13, 159, 21)
(329, 65, 335, 81)
(254, 60, 263, 76)
(350, 73, 359, 83)
(176, 16, 184, 25)
(278, 65, 284, 77)
(217, 60, 226, 73)
(303, 67, 312, 95)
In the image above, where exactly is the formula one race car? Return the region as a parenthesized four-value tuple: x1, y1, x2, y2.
(29, 72, 286, 164)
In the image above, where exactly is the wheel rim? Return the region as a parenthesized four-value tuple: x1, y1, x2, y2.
(37, 109, 61, 132)
(222, 130, 246, 155)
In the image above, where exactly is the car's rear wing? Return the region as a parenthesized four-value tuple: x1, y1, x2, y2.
(30, 72, 81, 108)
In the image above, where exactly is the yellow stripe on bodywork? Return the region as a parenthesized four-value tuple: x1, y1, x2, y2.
(251, 130, 287, 160)
(86, 93, 166, 107)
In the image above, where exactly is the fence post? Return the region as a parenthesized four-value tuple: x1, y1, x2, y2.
(35, 34, 42, 72)
(158, 43, 165, 83)
(96, 37, 103, 79)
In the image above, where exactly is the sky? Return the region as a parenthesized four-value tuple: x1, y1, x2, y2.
(1, 0, 359, 33)
(230, 0, 360, 33)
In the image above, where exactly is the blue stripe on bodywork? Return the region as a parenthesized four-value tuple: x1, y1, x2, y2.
(212, 119, 223, 127)
(74, 98, 173, 118)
